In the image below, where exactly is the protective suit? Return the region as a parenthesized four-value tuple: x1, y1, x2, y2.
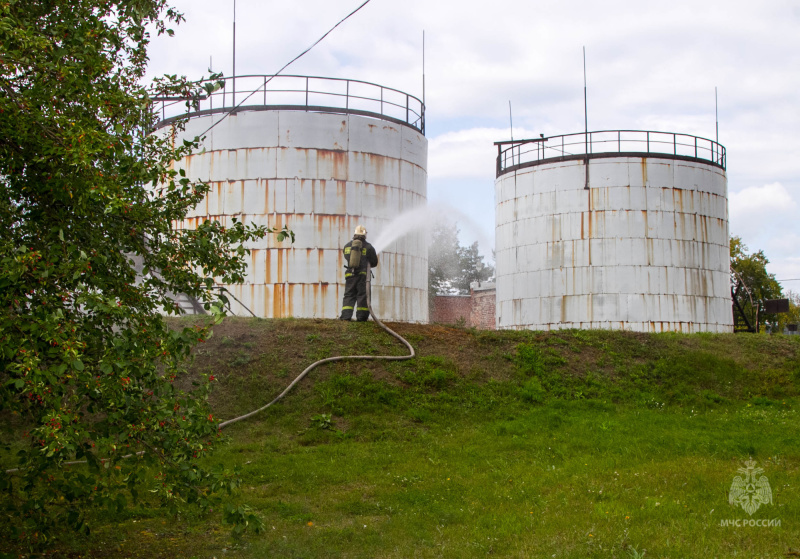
(339, 225, 379, 321)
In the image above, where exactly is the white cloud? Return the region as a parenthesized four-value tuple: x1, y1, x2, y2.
(147, 0, 800, 277)
(730, 182, 798, 222)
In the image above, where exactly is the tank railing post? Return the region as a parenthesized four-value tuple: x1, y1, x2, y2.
(346, 80, 350, 111)
(695, 136, 698, 158)
(263, 77, 267, 105)
(305, 76, 309, 109)
(562, 135, 564, 156)
(646, 131, 650, 153)
(380, 87, 384, 116)
(618, 130, 621, 153)
(673, 133, 677, 155)
(406, 94, 409, 124)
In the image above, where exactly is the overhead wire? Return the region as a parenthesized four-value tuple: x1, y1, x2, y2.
(198, 0, 373, 137)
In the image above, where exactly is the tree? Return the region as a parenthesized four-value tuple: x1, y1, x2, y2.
(427, 221, 494, 301)
(454, 241, 494, 293)
(0, 1, 288, 546)
(730, 236, 782, 332)
(428, 222, 462, 299)
(775, 290, 800, 334)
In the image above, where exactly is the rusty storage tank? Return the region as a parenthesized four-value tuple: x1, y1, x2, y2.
(494, 130, 732, 332)
(154, 75, 428, 321)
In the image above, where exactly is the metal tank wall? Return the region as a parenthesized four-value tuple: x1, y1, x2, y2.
(495, 156, 732, 332)
(167, 110, 428, 321)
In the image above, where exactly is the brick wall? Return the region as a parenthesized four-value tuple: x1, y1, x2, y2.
(470, 288, 496, 330)
(431, 282, 496, 330)
(431, 295, 472, 325)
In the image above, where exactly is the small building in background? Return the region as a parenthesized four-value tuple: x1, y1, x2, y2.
(431, 282, 496, 329)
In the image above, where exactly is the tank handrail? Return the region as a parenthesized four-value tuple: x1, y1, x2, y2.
(153, 74, 425, 135)
(496, 129, 726, 177)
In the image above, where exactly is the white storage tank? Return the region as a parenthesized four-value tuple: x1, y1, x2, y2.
(155, 75, 428, 321)
(494, 130, 732, 333)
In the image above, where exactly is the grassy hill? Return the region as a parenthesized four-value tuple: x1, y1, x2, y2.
(27, 319, 800, 558)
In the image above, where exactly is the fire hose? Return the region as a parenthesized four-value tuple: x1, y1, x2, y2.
(6, 264, 414, 472)
(219, 263, 415, 427)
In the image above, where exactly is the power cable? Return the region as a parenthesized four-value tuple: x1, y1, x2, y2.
(198, 0, 373, 137)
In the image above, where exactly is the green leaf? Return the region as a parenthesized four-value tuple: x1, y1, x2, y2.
(72, 359, 85, 371)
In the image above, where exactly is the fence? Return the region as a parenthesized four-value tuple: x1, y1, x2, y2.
(496, 130, 725, 176)
(153, 74, 425, 134)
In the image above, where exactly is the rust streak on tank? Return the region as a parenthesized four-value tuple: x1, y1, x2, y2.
(273, 284, 282, 318)
(641, 158, 648, 187)
(674, 187, 684, 211)
(581, 212, 585, 239)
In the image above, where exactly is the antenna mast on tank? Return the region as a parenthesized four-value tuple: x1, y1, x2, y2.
(232, 0, 236, 107)
(583, 46, 589, 190)
(508, 101, 514, 141)
(508, 100, 514, 166)
(422, 30, 426, 107)
(715, 86, 719, 143)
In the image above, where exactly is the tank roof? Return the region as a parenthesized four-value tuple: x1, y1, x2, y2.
(153, 74, 425, 135)
(495, 130, 725, 178)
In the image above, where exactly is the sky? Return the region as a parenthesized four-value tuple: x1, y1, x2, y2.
(146, 0, 800, 290)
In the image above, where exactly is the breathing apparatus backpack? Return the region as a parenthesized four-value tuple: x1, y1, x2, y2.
(348, 239, 363, 269)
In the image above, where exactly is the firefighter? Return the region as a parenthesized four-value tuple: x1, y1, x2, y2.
(339, 225, 379, 321)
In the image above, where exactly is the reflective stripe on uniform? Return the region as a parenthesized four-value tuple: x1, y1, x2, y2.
(345, 273, 353, 278)
(357, 307, 369, 311)
(341, 306, 354, 310)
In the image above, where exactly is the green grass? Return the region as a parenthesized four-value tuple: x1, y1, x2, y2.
(12, 320, 800, 558)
